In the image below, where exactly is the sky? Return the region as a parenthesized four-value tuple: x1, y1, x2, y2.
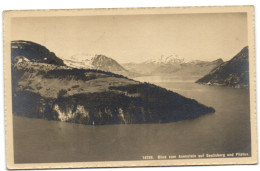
(11, 13, 248, 63)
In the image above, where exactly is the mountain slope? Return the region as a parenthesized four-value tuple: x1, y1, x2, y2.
(122, 62, 159, 75)
(161, 58, 224, 76)
(196, 46, 249, 88)
(11, 40, 65, 66)
(11, 40, 215, 125)
(64, 54, 137, 77)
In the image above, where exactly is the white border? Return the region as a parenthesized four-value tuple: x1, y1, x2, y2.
(1, 0, 259, 171)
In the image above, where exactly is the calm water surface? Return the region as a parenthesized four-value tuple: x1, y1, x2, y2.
(13, 75, 251, 163)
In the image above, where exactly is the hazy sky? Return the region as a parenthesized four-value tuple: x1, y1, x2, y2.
(11, 13, 248, 63)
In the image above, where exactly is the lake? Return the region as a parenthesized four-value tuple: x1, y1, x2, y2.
(13, 75, 251, 163)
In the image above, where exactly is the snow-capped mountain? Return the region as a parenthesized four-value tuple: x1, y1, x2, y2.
(122, 54, 224, 77)
(63, 54, 136, 77)
(64, 53, 94, 68)
(144, 54, 185, 65)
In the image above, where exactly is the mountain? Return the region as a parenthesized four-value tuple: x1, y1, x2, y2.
(122, 62, 159, 75)
(122, 56, 223, 78)
(122, 54, 184, 75)
(11, 40, 65, 66)
(144, 54, 185, 65)
(196, 46, 249, 88)
(11, 40, 215, 125)
(63, 54, 137, 77)
(154, 58, 224, 76)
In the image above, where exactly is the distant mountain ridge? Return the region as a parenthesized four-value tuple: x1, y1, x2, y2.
(196, 46, 249, 88)
(164, 58, 224, 76)
(123, 57, 224, 77)
(11, 40, 215, 125)
(144, 54, 185, 65)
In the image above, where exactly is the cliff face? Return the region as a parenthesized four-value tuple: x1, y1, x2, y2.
(12, 40, 215, 125)
(196, 47, 249, 88)
(12, 83, 215, 125)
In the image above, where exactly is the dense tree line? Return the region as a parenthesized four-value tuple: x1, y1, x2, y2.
(12, 82, 215, 125)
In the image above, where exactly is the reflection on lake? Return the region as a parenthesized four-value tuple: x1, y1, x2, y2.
(13, 75, 251, 163)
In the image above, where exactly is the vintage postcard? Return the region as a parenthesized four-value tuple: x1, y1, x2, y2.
(4, 6, 257, 169)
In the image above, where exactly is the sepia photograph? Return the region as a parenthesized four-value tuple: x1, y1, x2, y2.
(3, 6, 257, 169)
